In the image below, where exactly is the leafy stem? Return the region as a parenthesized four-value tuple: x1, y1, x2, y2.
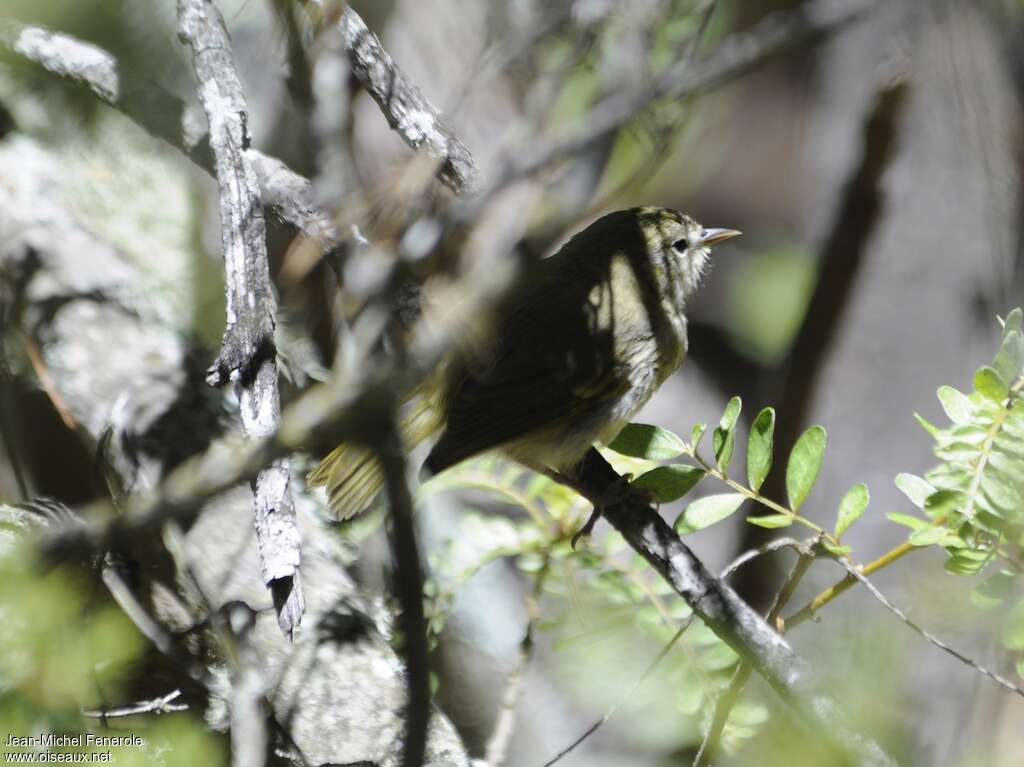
(686, 444, 837, 545)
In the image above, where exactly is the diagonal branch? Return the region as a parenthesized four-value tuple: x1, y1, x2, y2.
(329, 4, 478, 194)
(177, 0, 303, 637)
(572, 449, 896, 767)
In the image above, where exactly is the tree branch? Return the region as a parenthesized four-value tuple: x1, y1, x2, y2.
(328, 4, 479, 194)
(177, 0, 303, 637)
(572, 449, 896, 767)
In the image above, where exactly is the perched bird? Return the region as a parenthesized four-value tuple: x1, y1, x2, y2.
(309, 206, 739, 522)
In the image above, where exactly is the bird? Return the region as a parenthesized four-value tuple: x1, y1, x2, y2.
(308, 206, 740, 526)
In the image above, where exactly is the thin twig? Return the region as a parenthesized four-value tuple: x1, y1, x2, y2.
(485, 553, 552, 767)
(826, 552, 1024, 698)
(177, 0, 303, 637)
(82, 689, 188, 720)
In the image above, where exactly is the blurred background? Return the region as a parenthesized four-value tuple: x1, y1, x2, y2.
(1, 0, 1023, 765)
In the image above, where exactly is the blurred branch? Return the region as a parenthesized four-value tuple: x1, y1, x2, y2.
(509, 0, 877, 183)
(177, 0, 303, 638)
(0, 19, 335, 242)
(485, 554, 550, 767)
(377, 416, 430, 767)
(732, 76, 909, 609)
(324, 3, 479, 194)
(1, 123, 470, 767)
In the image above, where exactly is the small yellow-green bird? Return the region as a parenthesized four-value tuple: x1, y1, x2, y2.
(309, 206, 739, 519)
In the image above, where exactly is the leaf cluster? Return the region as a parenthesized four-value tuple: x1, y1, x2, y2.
(891, 309, 1024, 675)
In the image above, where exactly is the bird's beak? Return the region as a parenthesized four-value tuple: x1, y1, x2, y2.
(699, 228, 742, 247)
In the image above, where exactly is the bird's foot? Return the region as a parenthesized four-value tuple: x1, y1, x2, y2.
(570, 474, 656, 548)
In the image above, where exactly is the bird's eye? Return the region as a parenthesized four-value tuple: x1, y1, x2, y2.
(672, 238, 689, 252)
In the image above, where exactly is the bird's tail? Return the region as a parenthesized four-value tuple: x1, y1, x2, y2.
(307, 396, 440, 519)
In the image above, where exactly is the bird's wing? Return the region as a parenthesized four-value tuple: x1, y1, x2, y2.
(426, 262, 638, 474)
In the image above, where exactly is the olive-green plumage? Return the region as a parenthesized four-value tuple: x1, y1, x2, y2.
(308, 207, 739, 518)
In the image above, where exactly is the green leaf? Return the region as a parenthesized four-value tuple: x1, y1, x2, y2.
(608, 423, 687, 460)
(746, 514, 793, 529)
(746, 407, 776, 493)
(835, 483, 869, 538)
(943, 549, 991, 576)
(1001, 308, 1023, 338)
(1003, 600, 1024, 651)
(713, 397, 742, 471)
(971, 571, 1016, 609)
(675, 493, 747, 534)
(632, 465, 706, 503)
(994, 330, 1024, 386)
(691, 423, 707, 450)
(937, 385, 974, 425)
(719, 396, 742, 431)
(908, 526, 948, 547)
(913, 412, 941, 439)
(894, 473, 935, 509)
(887, 512, 929, 532)
(974, 366, 1009, 402)
(786, 426, 826, 511)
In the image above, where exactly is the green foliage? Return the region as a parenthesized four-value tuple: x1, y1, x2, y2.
(0, 543, 224, 765)
(608, 423, 688, 460)
(632, 465, 706, 503)
(746, 407, 776, 493)
(713, 396, 742, 472)
(893, 308, 1024, 675)
(676, 493, 747, 534)
(835, 484, 869, 538)
(786, 427, 827, 512)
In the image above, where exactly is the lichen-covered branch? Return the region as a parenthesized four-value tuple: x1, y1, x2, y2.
(0, 136, 470, 767)
(331, 5, 478, 194)
(177, 0, 302, 636)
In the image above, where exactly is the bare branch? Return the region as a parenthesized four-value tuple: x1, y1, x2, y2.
(177, 0, 303, 637)
(510, 0, 877, 183)
(329, 5, 479, 194)
(82, 690, 188, 720)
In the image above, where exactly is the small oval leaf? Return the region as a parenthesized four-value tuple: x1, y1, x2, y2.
(713, 428, 736, 472)
(937, 385, 974, 425)
(786, 426, 826, 511)
(886, 512, 929, 532)
(632, 465, 706, 503)
(691, 423, 707, 450)
(894, 473, 935, 509)
(675, 493, 747, 534)
(746, 514, 792, 529)
(908, 526, 948, 547)
(835, 483, 869, 538)
(719, 396, 742, 431)
(608, 423, 687, 460)
(713, 397, 742, 472)
(746, 407, 776, 493)
(974, 366, 1009, 402)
